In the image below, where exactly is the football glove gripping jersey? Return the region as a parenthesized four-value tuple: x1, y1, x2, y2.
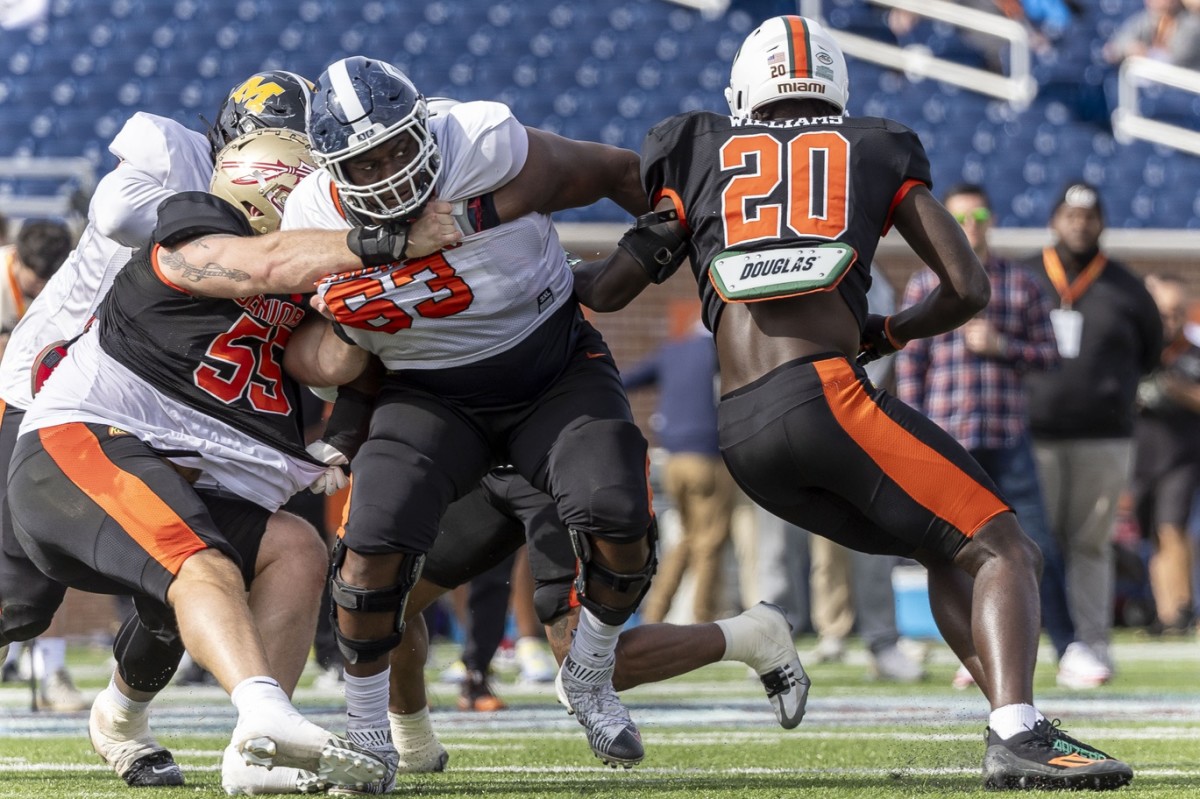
(347, 224, 410, 267)
(306, 440, 349, 496)
(857, 313, 905, 365)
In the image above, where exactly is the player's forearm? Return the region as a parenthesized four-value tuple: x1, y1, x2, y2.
(284, 318, 368, 388)
(571, 250, 650, 312)
(162, 230, 363, 298)
(889, 281, 990, 343)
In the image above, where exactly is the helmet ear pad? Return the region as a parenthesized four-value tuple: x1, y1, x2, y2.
(307, 56, 441, 224)
(726, 15, 849, 118)
(209, 128, 316, 235)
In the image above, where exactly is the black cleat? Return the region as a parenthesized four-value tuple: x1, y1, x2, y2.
(122, 750, 185, 787)
(983, 719, 1133, 791)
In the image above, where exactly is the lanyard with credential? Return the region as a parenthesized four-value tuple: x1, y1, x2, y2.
(1042, 247, 1106, 310)
(5, 250, 24, 319)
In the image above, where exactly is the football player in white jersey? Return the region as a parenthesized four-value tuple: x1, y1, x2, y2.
(0, 72, 386, 793)
(10, 127, 462, 794)
(282, 56, 656, 776)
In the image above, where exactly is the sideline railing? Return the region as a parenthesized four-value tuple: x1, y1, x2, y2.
(0, 156, 95, 222)
(799, 0, 1037, 108)
(1113, 55, 1200, 157)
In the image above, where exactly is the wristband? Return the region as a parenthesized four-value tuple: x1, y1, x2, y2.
(347, 224, 410, 267)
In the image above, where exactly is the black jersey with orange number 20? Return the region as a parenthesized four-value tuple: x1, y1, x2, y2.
(640, 111, 931, 332)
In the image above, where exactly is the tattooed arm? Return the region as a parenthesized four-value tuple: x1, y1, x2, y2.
(155, 229, 365, 299)
(157, 198, 464, 299)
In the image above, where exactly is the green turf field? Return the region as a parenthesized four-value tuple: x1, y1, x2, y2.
(1, 635, 1197, 797)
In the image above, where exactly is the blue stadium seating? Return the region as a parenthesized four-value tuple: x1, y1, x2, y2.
(0, 0, 1196, 226)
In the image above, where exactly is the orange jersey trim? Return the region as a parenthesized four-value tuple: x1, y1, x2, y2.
(881, 178, 926, 236)
(330, 181, 350, 222)
(813, 359, 1008, 538)
(652, 187, 690, 234)
(150, 244, 193, 296)
(38, 422, 208, 573)
(38, 423, 206, 576)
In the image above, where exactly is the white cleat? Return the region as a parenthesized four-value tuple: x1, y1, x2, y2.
(395, 734, 449, 774)
(740, 602, 811, 729)
(221, 744, 324, 795)
(233, 708, 387, 791)
(389, 710, 450, 774)
(555, 654, 643, 768)
(328, 727, 400, 795)
(89, 688, 184, 786)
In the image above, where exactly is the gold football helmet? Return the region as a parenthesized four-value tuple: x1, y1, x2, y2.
(209, 128, 315, 235)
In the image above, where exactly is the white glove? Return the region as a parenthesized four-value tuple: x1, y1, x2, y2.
(308, 465, 349, 496)
(306, 439, 349, 466)
(306, 440, 350, 496)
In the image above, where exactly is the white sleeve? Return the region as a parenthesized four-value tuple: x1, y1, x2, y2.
(281, 170, 353, 232)
(92, 113, 213, 247)
(433, 102, 529, 202)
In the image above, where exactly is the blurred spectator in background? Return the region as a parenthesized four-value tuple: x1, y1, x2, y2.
(1132, 275, 1199, 635)
(1103, 0, 1200, 69)
(624, 317, 737, 624)
(0, 219, 72, 359)
(896, 183, 1066, 690)
(1024, 181, 1162, 688)
(0, 218, 76, 709)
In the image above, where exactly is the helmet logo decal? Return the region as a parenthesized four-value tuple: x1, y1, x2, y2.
(220, 158, 314, 187)
(230, 77, 287, 115)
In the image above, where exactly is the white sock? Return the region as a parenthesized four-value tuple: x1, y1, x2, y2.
(570, 609, 621, 670)
(389, 707, 433, 743)
(229, 676, 287, 714)
(3, 641, 22, 666)
(344, 668, 390, 746)
(714, 614, 756, 665)
(989, 704, 1043, 739)
(33, 637, 67, 678)
(105, 675, 151, 716)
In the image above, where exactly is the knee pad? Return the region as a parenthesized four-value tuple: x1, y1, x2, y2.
(0, 603, 55, 642)
(328, 540, 425, 665)
(569, 525, 658, 626)
(113, 609, 185, 693)
(532, 579, 574, 625)
(549, 419, 651, 539)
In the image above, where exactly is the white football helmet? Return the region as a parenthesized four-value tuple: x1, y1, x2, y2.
(725, 15, 849, 118)
(209, 128, 315, 235)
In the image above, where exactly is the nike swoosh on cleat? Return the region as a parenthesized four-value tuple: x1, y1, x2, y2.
(150, 765, 177, 775)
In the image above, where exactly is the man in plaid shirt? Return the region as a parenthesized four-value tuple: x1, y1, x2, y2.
(895, 183, 1069, 686)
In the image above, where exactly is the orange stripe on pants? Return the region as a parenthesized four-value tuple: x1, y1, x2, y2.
(813, 359, 1008, 538)
(38, 424, 206, 575)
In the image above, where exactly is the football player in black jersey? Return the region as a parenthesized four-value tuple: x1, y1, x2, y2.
(7, 129, 461, 793)
(572, 15, 1132, 792)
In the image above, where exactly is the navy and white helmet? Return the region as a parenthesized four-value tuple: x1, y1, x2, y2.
(207, 70, 314, 158)
(308, 56, 441, 223)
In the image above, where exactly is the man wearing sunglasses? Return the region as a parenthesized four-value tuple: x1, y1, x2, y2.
(895, 183, 1067, 690)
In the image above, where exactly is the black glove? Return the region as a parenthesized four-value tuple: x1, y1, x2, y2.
(322, 385, 376, 462)
(857, 314, 905, 365)
(347, 223, 411, 267)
